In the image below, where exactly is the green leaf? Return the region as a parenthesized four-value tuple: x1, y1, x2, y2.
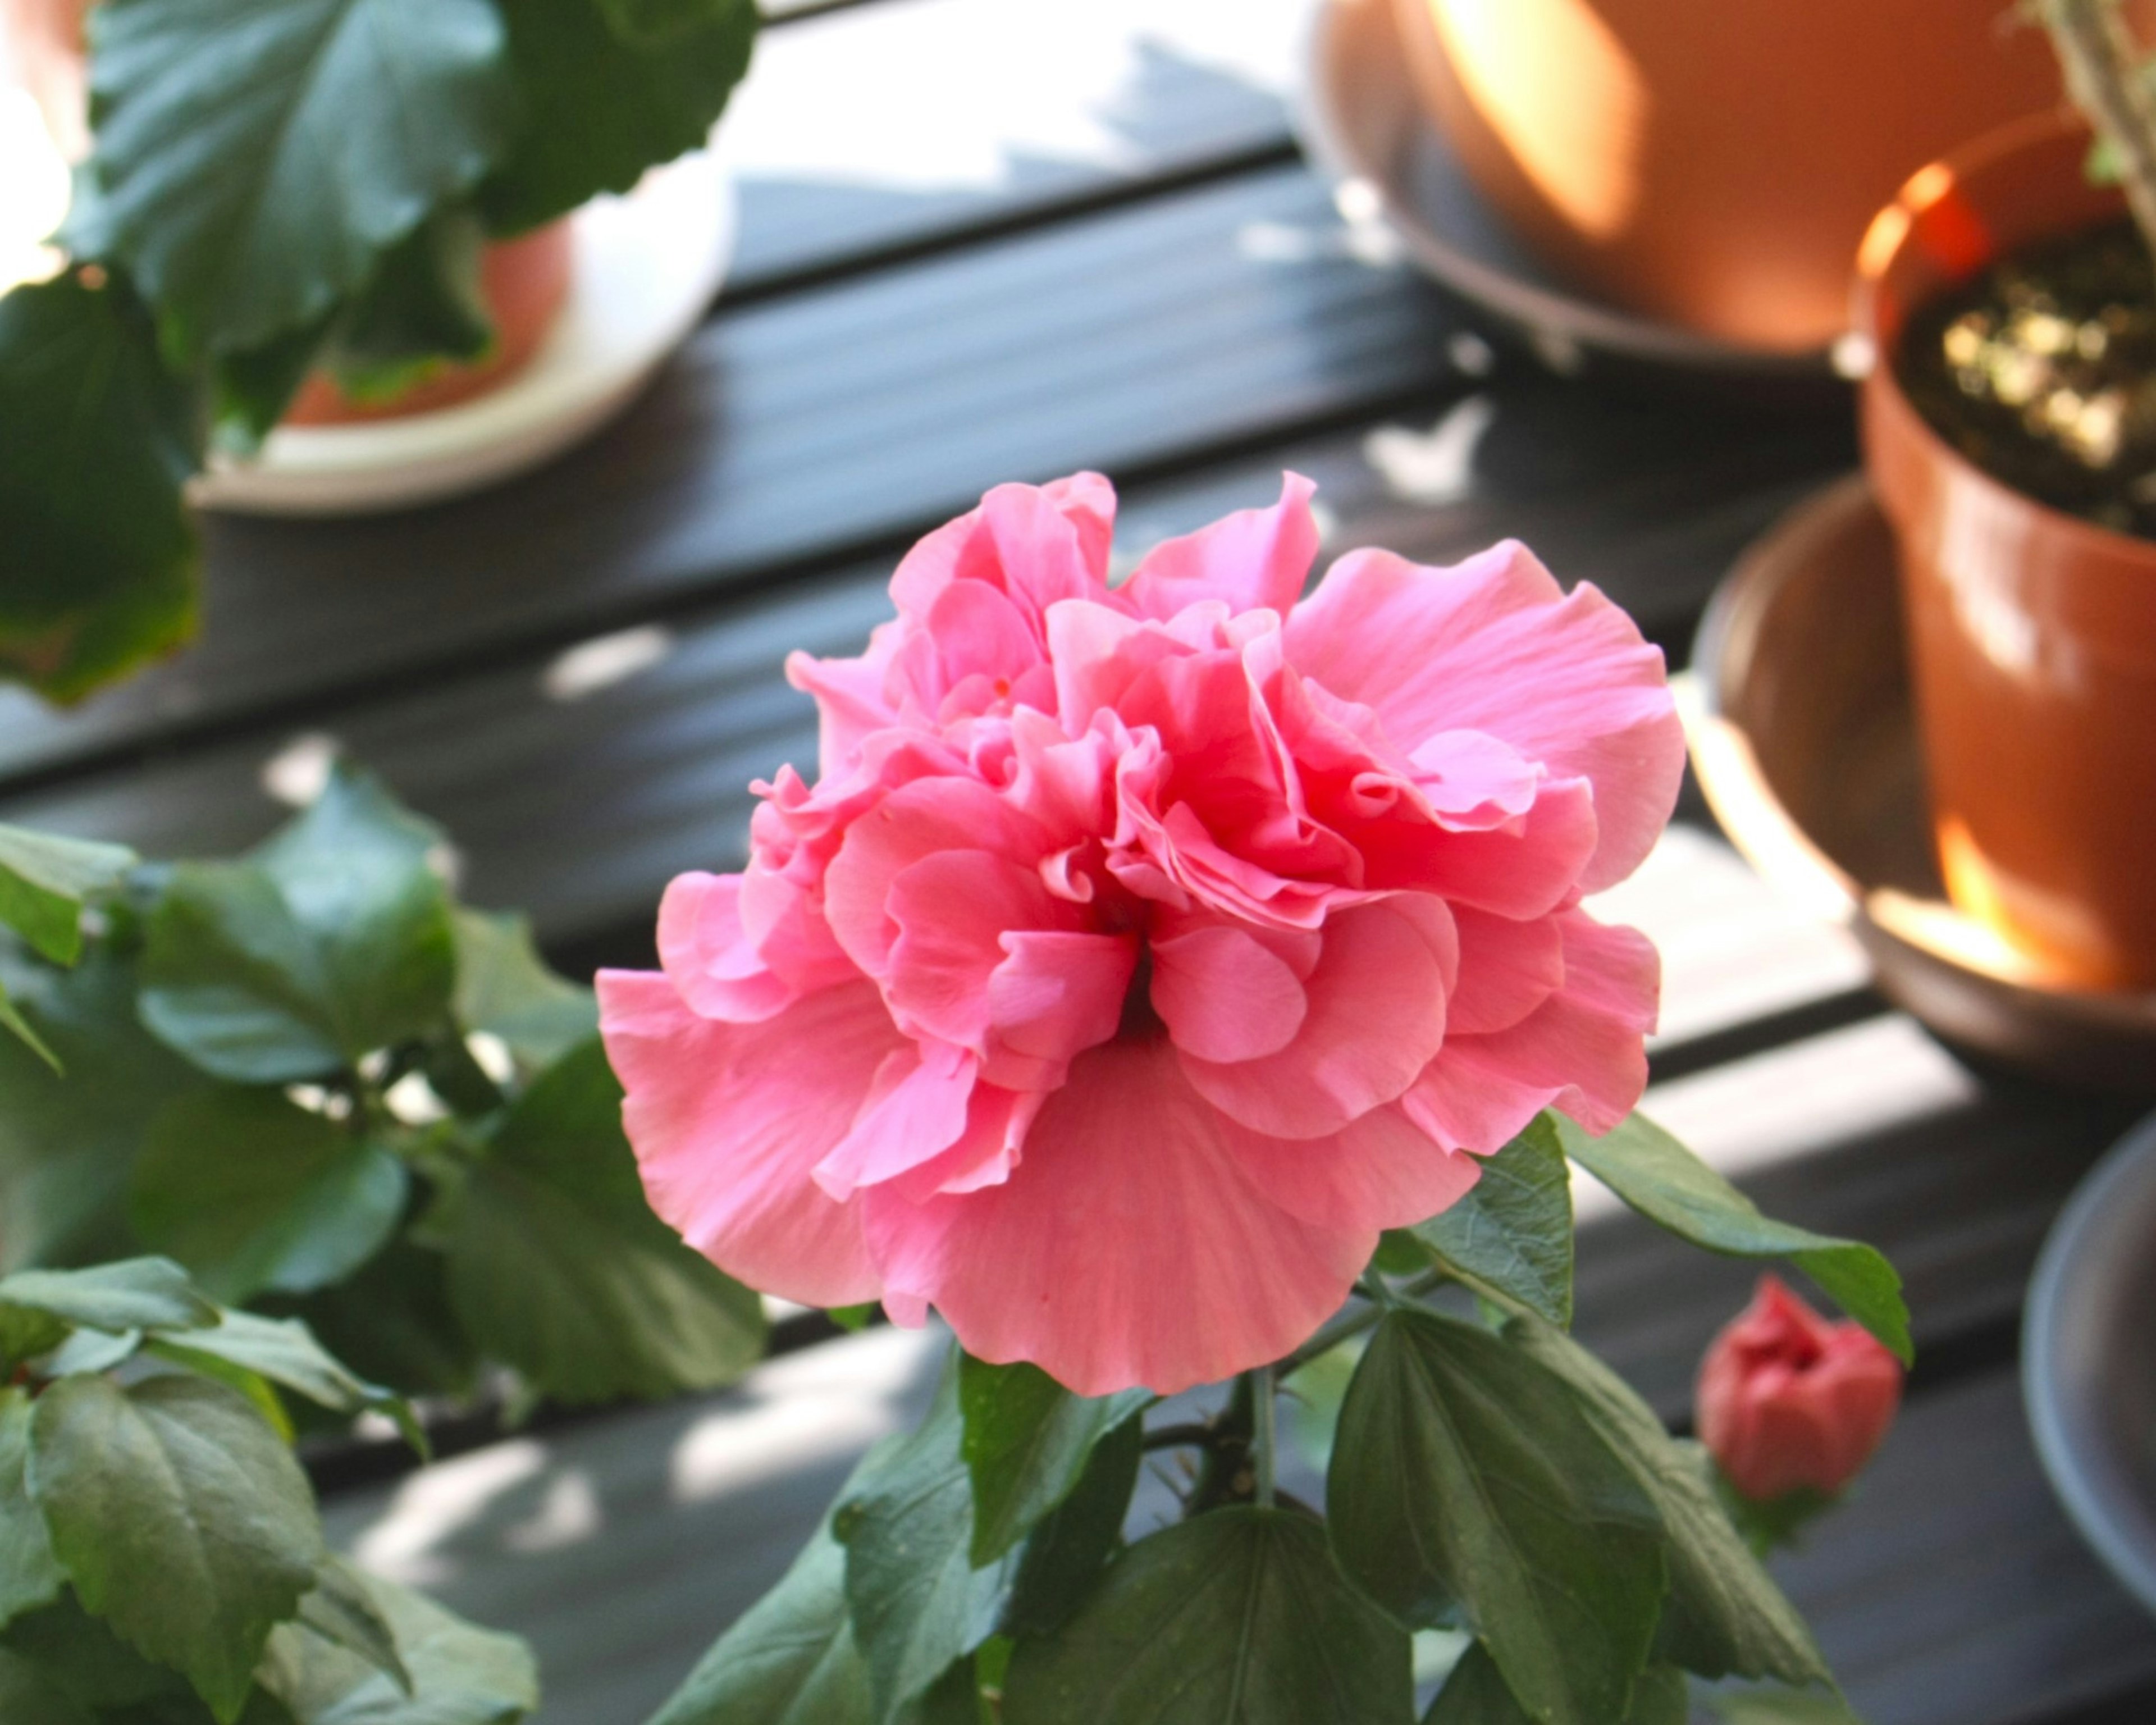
(0, 825, 135, 966)
(26, 1373, 324, 1722)
(1003, 1506, 1412, 1724)
(0, 943, 211, 1271)
(1423, 1646, 1688, 1725)
(323, 206, 494, 405)
(293, 1557, 410, 1695)
(0, 1594, 197, 1713)
(833, 1370, 1013, 1724)
(956, 1357, 1148, 1566)
(1408, 1114, 1574, 1326)
(257, 1564, 537, 1724)
(0, 990, 59, 1075)
(1556, 1115, 1911, 1364)
(1327, 1310, 1665, 1725)
(140, 767, 458, 1083)
(149, 1308, 422, 1453)
(88, 0, 515, 359)
(0, 1256, 217, 1363)
(1504, 1316, 1829, 1686)
(478, 0, 756, 233)
(0, 269, 202, 703)
(275, 1242, 478, 1402)
(646, 1518, 871, 1725)
(1001, 1414, 1143, 1639)
(0, 1648, 94, 1725)
(130, 1088, 407, 1302)
(449, 909, 595, 1068)
(0, 1390, 65, 1630)
(211, 315, 334, 453)
(436, 1038, 764, 1401)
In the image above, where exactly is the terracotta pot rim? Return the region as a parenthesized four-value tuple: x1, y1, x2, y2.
(1854, 106, 2156, 568)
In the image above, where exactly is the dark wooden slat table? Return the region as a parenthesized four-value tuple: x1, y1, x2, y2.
(8, 2, 2152, 1719)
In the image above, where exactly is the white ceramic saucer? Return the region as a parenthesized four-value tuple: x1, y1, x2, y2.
(191, 147, 736, 517)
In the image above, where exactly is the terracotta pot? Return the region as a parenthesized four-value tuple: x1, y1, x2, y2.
(1392, 0, 2100, 351)
(1858, 111, 2156, 992)
(282, 220, 575, 426)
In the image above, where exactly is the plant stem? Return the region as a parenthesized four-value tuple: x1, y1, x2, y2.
(2043, 0, 2156, 264)
(1251, 1363, 1277, 1510)
(1277, 1269, 1449, 1379)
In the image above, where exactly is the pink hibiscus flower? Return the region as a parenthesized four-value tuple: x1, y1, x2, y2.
(599, 473, 1683, 1394)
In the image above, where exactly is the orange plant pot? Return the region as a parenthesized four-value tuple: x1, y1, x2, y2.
(282, 220, 575, 426)
(1393, 0, 2096, 351)
(1858, 112, 2156, 992)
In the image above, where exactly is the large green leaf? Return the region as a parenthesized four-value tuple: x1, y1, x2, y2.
(130, 1088, 407, 1302)
(834, 1371, 1012, 1725)
(321, 207, 494, 405)
(0, 270, 201, 703)
(1407, 1114, 1573, 1326)
(26, 1373, 323, 1722)
(1424, 1645, 1687, 1725)
(1003, 1507, 1412, 1724)
(435, 1038, 764, 1401)
(0, 1591, 200, 1712)
(956, 1357, 1148, 1566)
(450, 909, 595, 1069)
(149, 1308, 421, 1452)
(0, 944, 209, 1272)
(0, 1256, 218, 1364)
(255, 1565, 537, 1725)
(139, 768, 458, 1083)
(1505, 1316, 1828, 1687)
(646, 1518, 871, 1725)
(0, 825, 135, 966)
(0, 1390, 65, 1631)
(88, 0, 514, 359)
(1001, 1413, 1143, 1639)
(478, 0, 756, 232)
(1327, 1310, 1665, 1725)
(1556, 1116, 1911, 1364)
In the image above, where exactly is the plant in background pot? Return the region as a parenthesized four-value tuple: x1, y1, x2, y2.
(1391, 0, 2143, 352)
(1858, 0, 2156, 992)
(0, 0, 757, 704)
(0, 764, 768, 1416)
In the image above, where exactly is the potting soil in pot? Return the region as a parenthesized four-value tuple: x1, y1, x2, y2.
(1898, 218, 2156, 539)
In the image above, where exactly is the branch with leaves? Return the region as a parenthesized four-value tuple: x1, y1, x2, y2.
(0, 763, 766, 1412)
(655, 1114, 1904, 1725)
(0, 1254, 538, 1724)
(0, 0, 758, 701)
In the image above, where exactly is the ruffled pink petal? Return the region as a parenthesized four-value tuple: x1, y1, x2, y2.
(984, 930, 1137, 1084)
(884, 1083, 1043, 1203)
(1226, 1100, 1483, 1235)
(1043, 471, 1117, 577)
(1447, 906, 1564, 1035)
(1286, 543, 1683, 892)
(860, 1037, 1371, 1395)
(597, 973, 892, 1307)
(1360, 775, 1599, 919)
(1122, 472, 1321, 622)
(1400, 906, 1659, 1150)
(824, 777, 1051, 978)
(786, 628, 901, 775)
(1179, 895, 1457, 1139)
(812, 1038, 976, 1200)
(1149, 923, 1308, 1063)
(656, 873, 796, 1024)
(883, 849, 1068, 1048)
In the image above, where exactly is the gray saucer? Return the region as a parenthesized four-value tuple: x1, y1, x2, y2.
(2025, 1110, 2156, 1617)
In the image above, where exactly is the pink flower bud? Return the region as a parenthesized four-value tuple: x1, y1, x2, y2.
(1696, 1275, 1904, 1503)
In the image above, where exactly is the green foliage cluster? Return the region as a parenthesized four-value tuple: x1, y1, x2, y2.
(0, 0, 759, 701)
(0, 1254, 538, 1724)
(0, 764, 766, 1409)
(652, 1115, 1906, 1725)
